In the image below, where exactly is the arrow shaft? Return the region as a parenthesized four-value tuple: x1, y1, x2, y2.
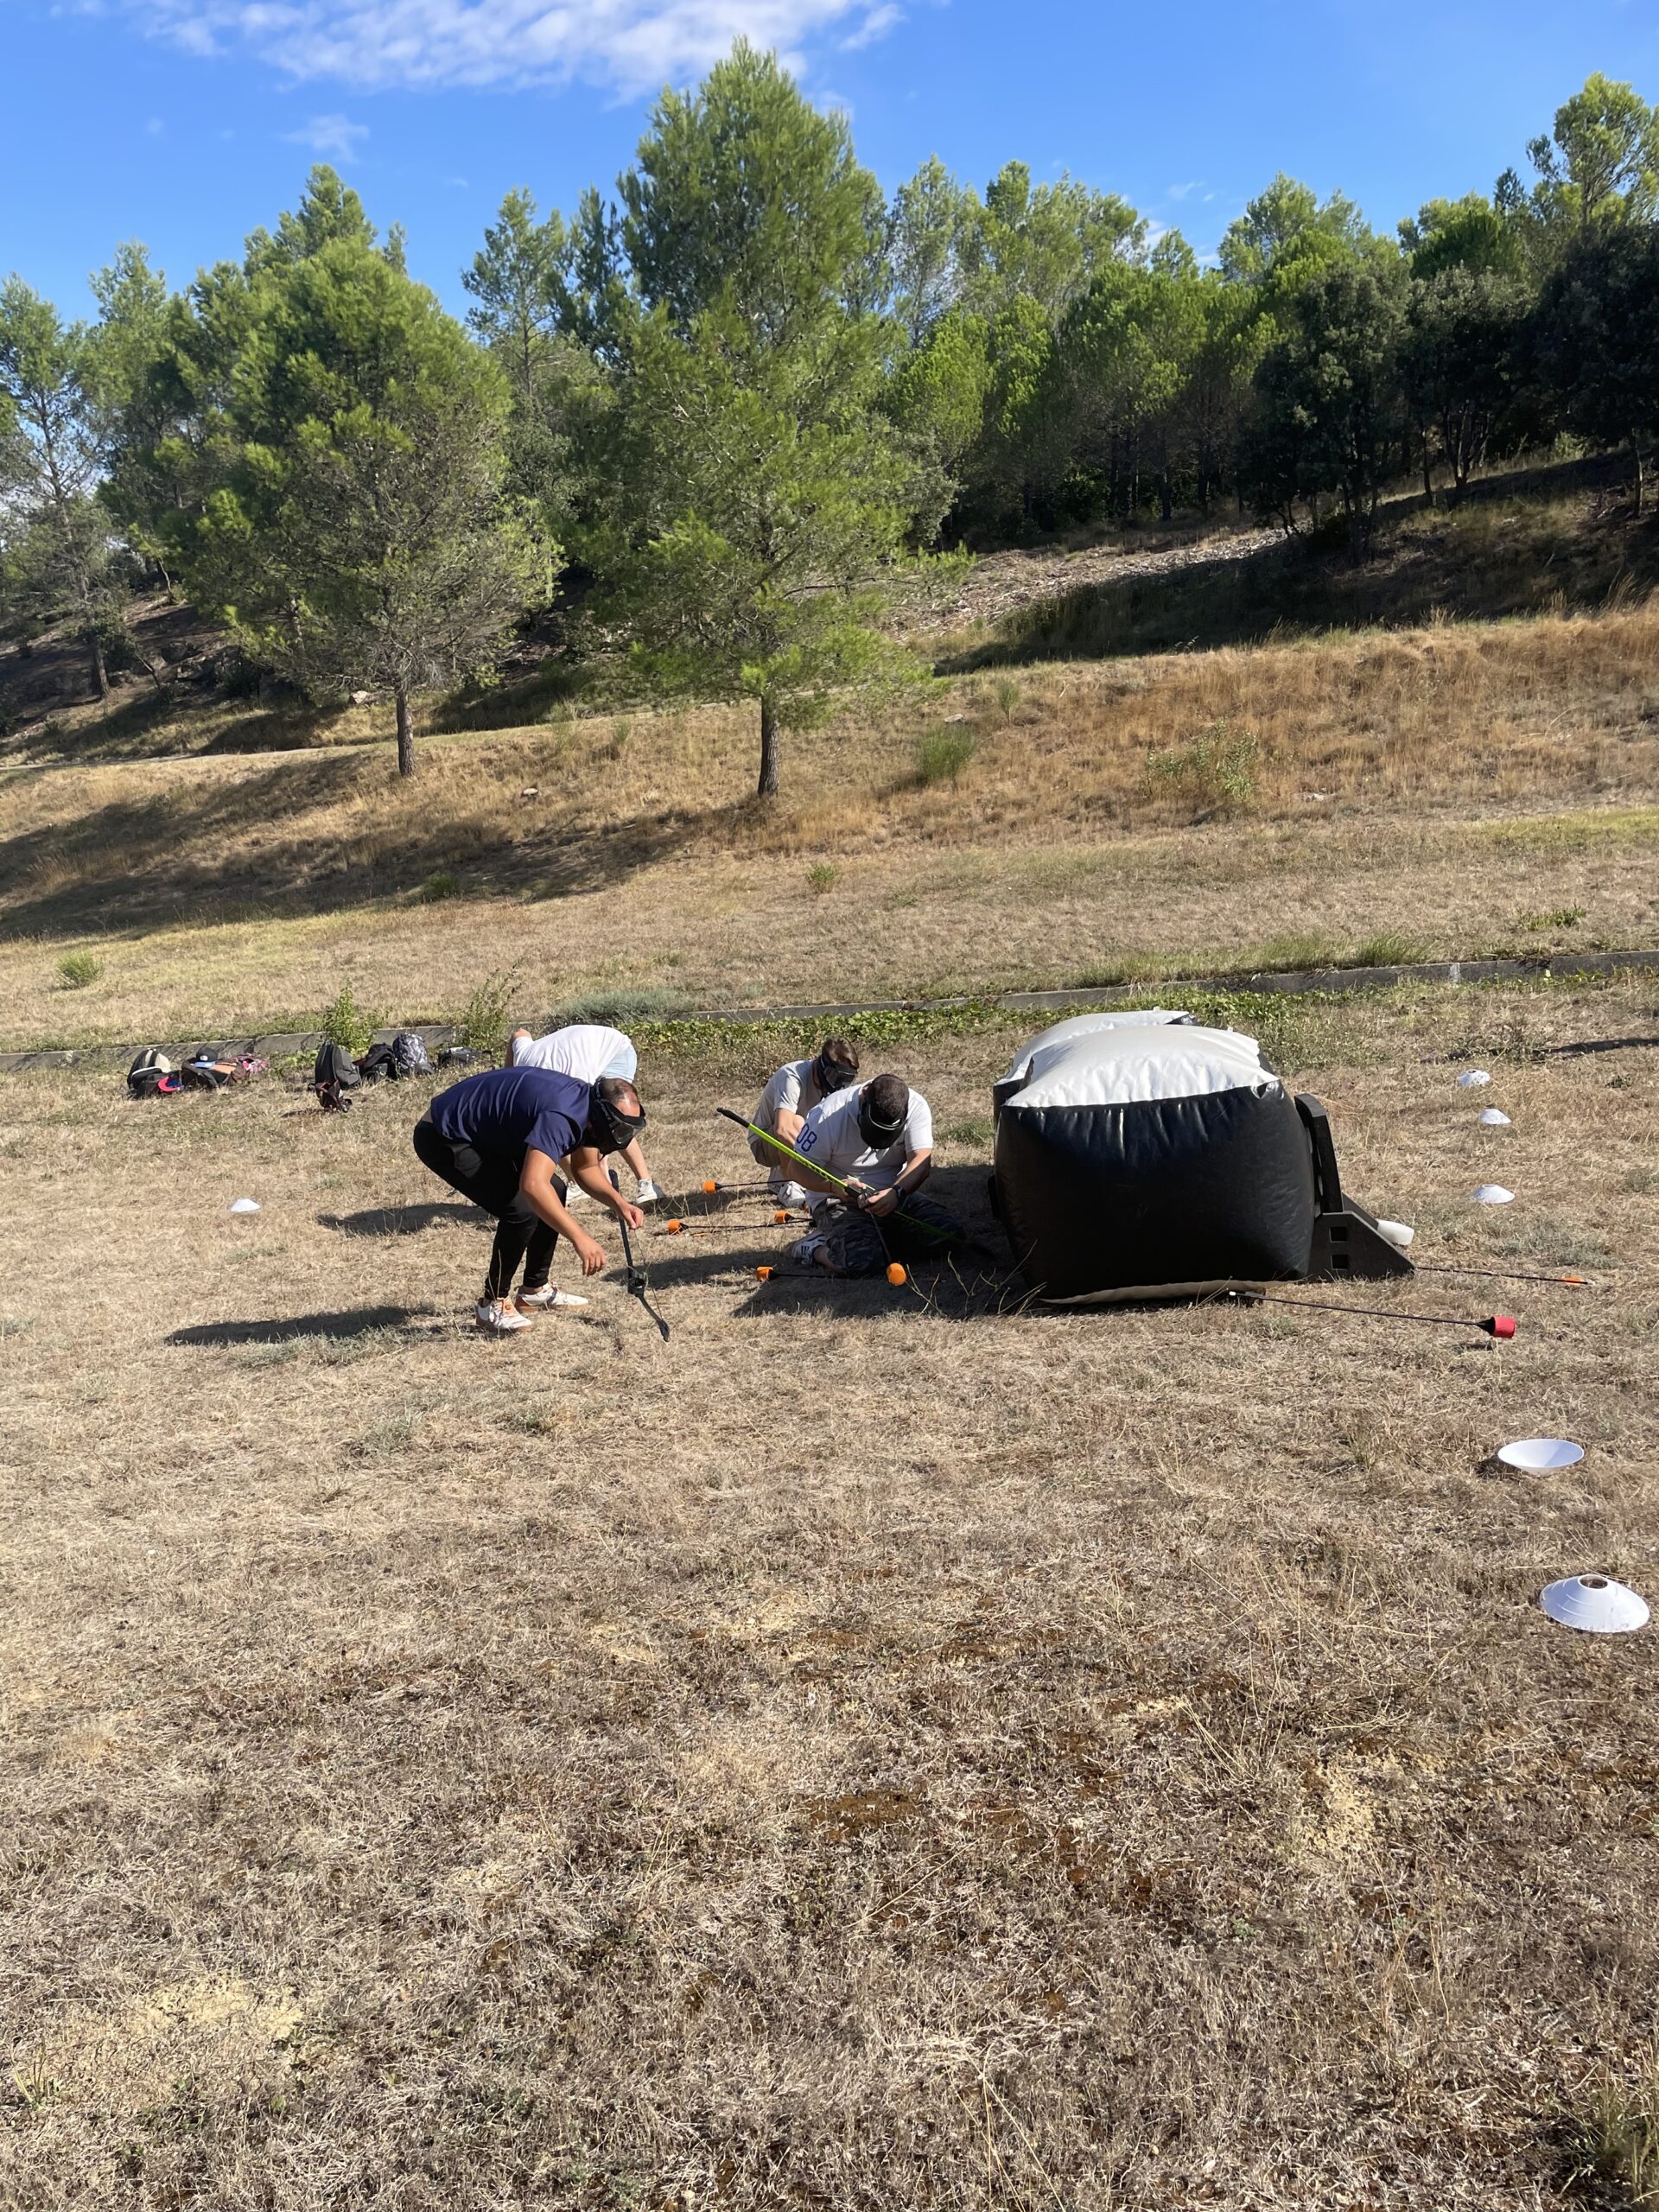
(715, 1107, 957, 1248)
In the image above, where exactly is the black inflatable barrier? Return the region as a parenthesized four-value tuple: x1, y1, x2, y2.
(992, 1014, 1409, 1304)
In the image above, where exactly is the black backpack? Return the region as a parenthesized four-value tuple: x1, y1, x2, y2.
(128, 1047, 181, 1101)
(314, 1041, 360, 1112)
(391, 1031, 432, 1077)
(357, 1040, 397, 1084)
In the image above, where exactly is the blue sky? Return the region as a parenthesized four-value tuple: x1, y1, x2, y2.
(4, 0, 1657, 320)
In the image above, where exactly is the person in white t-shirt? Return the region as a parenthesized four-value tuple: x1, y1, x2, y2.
(747, 1036, 860, 1204)
(507, 1023, 660, 1202)
(787, 1072, 963, 1274)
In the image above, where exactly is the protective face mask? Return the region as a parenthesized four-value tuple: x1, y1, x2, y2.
(591, 1097, 649, 1154)
(814, 1052, 856, 1095)
(856, 1096, 906, 1151)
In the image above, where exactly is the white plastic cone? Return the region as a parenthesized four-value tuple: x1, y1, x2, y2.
(229, 1198, 261, 1215)
(1539, 1574, 1649, 1634)
(1472, 1185, 1515, 1205)
(1497, 1438, 1584, 1472)
(1458, 1070, 1493, 1089)
(1478, 1108, 1512, 1127)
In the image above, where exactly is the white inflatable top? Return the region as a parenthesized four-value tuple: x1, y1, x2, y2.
(1001, 1013, 1276, 1110)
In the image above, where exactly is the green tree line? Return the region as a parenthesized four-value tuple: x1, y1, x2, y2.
(3, 52, 1658, 788)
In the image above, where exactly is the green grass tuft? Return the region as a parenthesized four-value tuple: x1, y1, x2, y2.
(56, 950, 102, 989)
(916, 728, 978, 786)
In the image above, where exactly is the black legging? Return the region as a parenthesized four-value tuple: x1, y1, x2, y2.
(412, 1119, 559, 1300)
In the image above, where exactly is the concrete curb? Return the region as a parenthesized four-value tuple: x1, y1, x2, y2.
(3, 949, 1656, 1076)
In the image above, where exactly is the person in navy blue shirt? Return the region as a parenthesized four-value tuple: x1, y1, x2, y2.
(413, 1065, 648, 1335)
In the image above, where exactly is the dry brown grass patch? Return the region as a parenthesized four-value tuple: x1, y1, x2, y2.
(3, 981, 1658, 2206)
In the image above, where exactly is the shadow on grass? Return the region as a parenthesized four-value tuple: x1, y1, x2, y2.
(628, 1165, 1016, 1323)
(0, 751, 702, 937)
(1542, 1033, 1659, 1058)
(944, 457, 1659, 673)
(319, 1202, 483, 1236)
(167, 1304, 434, 1347)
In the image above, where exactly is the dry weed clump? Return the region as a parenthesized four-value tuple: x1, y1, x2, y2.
(2, 982, 1658, 2208)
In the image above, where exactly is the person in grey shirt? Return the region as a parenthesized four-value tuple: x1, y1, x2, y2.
(747, 1037, 860, 1204)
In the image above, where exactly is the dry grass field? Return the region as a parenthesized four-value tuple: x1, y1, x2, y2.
(3, 976, 1658, 2209)
(5, 594, 1659, 1049)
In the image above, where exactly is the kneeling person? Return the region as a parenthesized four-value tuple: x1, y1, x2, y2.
(790, 1071, 963, 1274)
(414, 1065, 647, 1334)
(748, 1035, 859, 1203)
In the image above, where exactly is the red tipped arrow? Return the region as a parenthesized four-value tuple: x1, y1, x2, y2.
(1233, 1291, 1516, 1338)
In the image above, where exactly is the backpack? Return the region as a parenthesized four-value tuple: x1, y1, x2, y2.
(391, 1031, 432, 1077)
(181, 1050, 232, 1091)
(314, 1041, 360, 1112)
(357, 1040, 397, 1084)
(127, 1047, 174, 1099)
(438, 1046, 475, 1068)
(128, 1044, 180, 1096)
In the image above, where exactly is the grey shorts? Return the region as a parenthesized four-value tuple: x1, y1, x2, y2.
(804, 1194, 964, 1274)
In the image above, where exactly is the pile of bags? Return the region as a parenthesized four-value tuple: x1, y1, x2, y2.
(312, 1032, 468, 1111)
(126, 1031, 468, 1107)
(127, 1046, 269, 1099)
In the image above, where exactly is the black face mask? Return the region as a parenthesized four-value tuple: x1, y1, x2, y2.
(813, 1051, 856, 1096)
(856, 1090, 907, 1151)
(588, 1093, 648, 1155)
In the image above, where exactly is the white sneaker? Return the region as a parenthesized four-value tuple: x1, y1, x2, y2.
(790, 1231, 829, 1265)
(515, 1286, 589, 1311)
(775, 1180, 807, 1207)
(476, 1298, 533, 1335)
(636, 1179, 662, 1205)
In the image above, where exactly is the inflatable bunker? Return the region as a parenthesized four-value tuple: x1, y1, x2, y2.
(989, 1011, 1408, 1304)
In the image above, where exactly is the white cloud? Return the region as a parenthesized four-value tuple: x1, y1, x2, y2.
(137, 0, 906, 92)
(1166, 180, 1204, 202)
(840, 2, 898, 48)
(145, 113, 166, 132)
(282, 110, 371, 159)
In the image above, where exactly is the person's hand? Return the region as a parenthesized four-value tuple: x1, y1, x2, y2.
(866, 1185, 900, 1218)
(573, 1231, 607, 1277)
(616, 1200, 645, 1230)
(845, 1178, 872, 1209)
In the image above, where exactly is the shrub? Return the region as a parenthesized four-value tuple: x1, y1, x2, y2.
(321, 984, 378, 1054)
(455, 968, 523, 1056)
(605, 717, 632, 761)
(806, 862, 839, 895)
(916, 728, 978, 786)
(56, 950, 102, 989)
(549, 985, 696, 1027)
(420, 869, 462, 903)
(993, 676, 1020, 722)
(1148, 721, 1259, 816)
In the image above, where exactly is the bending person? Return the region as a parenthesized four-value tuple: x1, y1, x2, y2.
(507, 1021, 660, 1203)
(788, 1071, 963, 1275)
(414, 1064, 648, 1335)
(747, 1036, 859, 1205)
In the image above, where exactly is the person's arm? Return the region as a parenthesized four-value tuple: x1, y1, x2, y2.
(790, 1154, 844, 1198)
(568, 1143, 645, 1228)
(519, 1147, 607, 1275)
(862, 1149, 933, 1217)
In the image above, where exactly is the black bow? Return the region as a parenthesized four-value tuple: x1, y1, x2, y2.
(610, 1172, 670, 1342)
